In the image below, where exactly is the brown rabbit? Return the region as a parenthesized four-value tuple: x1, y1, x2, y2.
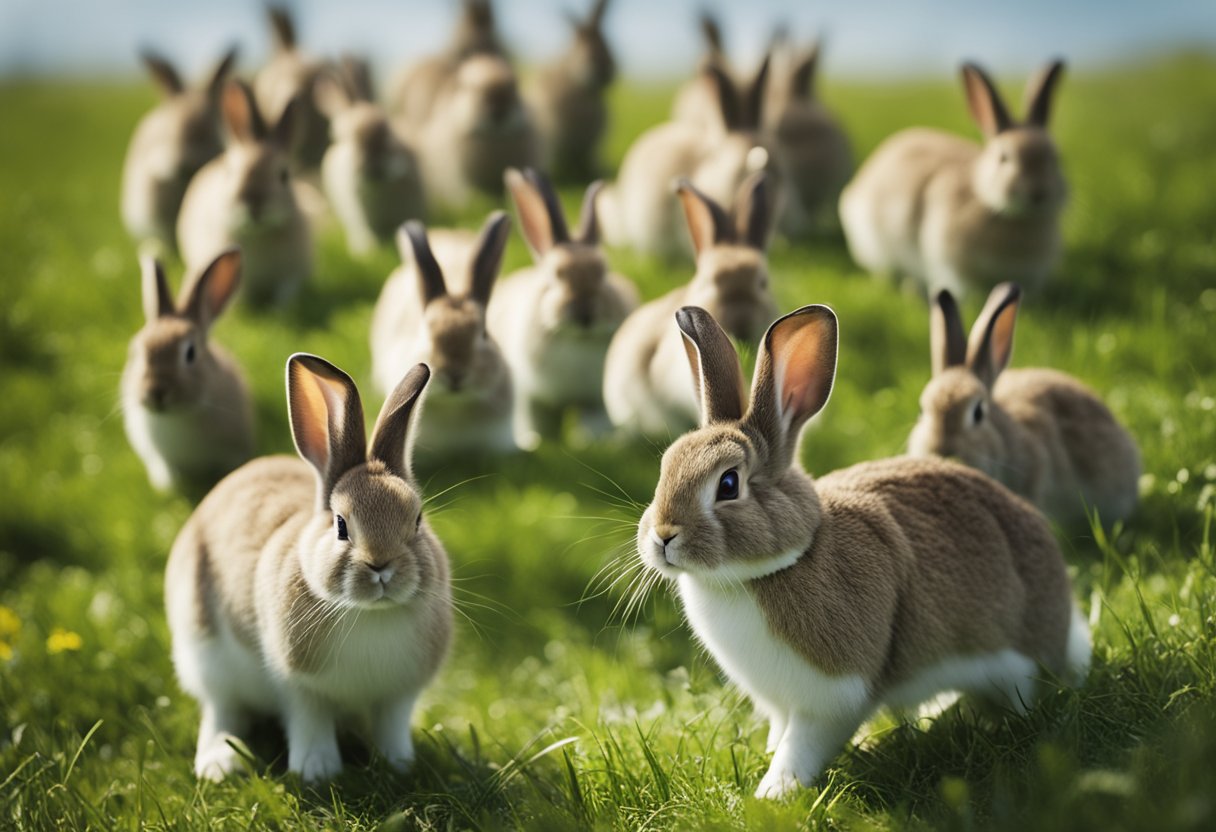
(909, 283, 1140, 527)
(636, 303, 1090, 798)
(253, 5, 331, 172)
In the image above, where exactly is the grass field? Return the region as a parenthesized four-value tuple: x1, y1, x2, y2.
(2, 54, 1216, 830)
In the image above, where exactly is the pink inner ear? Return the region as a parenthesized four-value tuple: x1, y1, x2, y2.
(507, 176, 552, 254)
(773, 322, 834, 424)
(292, 370, 331, 472)
(678, 189, 715, 256)
(990, 302, 1018, 373)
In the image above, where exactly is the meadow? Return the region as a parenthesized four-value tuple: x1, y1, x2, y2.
(1, 54, 1215, 830)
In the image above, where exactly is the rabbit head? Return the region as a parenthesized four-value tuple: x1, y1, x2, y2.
(561, 0, 615, 89)
(449, 0, 505, 60)
(286, 354, 439, 609)
(638, 304, 837, 581)
(218, 79, 300, 229)
(397, 213, 512, 394)
(447, 53, 528, 133)
(963, 61, 1067, 217)
(138, 47, 238, 183)
(677, 172, 779, 343)
(909, 283, 1022, 478)
(128, 250, 242, 412)
(316, 58, 415, 183)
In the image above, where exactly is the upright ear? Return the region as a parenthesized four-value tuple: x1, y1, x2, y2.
(706, 64, 741, 131)
(503, 168, 565, 259)
(961, 62, 1013, 137)
(468, 210, 512, 306)
(676, 179, 731, 257)
(398, 221, 448, 306)
(699, 11, 724, 58)
(140, 50, 184, 97)
(267, 5, 297, 51)
(966, 283, 1021, 388)
(182, 248, 242, 331)
(575, 180, 604, 245)
(271, 92, 300, 149)
(205, 45, 240, 100)
(368, 363, 431, 481)
(1023, 59, 1065, 128)
(140, 255, 174, 322)
(676, 306, 746, 426)
(342, 54, 375, 101)
(789, 41, 820, 99)
(930, 289, 967, 376)
(286, 354, 368, 509)
(586, 0, 611, 30)
(742, 51, 771, 128)
(732, 171, 771, 251)
(746, 305, 839, 464)
(313, 70, 353, 120)
(222, 80, 266, 143)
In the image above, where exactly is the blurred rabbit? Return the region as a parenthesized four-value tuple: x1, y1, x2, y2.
(527, 0, 616, 180)
(490, 169, 639, 448)
(599, 58, 779, 257)
(603, 173, 778, 436)
(122, 250, 253, 493)
(177, 80, 313, 306)
(670, 11, 730, 130)
(315, 57, 426, 256)
(370, 213, 517, 460)
(763, 39, 853, 237)
(253, 5, 331, 172)
(840, 60, 1067, 298)
(121, 46, 237, 252)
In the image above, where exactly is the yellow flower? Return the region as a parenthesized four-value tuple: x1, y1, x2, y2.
(0, 641, 12, 661)
(0, 605, 19, 639)
(47, 628, 82, 654)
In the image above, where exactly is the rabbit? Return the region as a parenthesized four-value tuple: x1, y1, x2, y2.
(370, 212, 516, 460)
(315, 57, 426, 256)
(406, 53, 540, 210)
(635, 302, 1091, 799)
(909, 283, 1140, 528)
(388, 0, 508, 126)
(762, 39, 853, 238)
(121, 46, 238, 252)
(122, 249, 253, 493)
(253, 5, 331, 172)
(177, 80, 313, 306)
(598, 58, 779, 257)
(526, 0, 615, 180)
(489, 168, 639, 449)
(840, 60, 1067, 298)
(166, 354, 452, 782)
(603, 172, 778, 436)
(670, 11, 729, 131)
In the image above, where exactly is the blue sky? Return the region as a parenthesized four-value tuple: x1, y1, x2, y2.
(2, 0, 1214, 81)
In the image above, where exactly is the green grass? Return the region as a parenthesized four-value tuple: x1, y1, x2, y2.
(3, 54, 1216, 830)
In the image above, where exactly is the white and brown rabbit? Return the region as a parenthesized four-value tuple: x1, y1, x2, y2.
(636, 303, 1091, 799)
(370, 213, 516, 459)
(599, 57, 778, 257)
(909, 283, 1140, 527)
(177, 80, 313, 306)
(670, 11, 729, 131)
(490, 168, 639, 448)
(121, 46, 238, 252)
(603, 173, 778, 436)
(253, 5, 331, 172)
(840, 60, 1067, 297)
(166, 354, 451, 782)
(122, 250, 253, 493)
(762, 39, 853, 238)
(316, 57, 426, 256)
(527, 0, 615, 180)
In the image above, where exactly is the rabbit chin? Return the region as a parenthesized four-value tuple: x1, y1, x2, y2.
(638, 529, 804, 585)
(346, 579, 419, 610)
(229, 202, 291, 233)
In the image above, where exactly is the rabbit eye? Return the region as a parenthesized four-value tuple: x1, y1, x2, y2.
(971, 401, 985, 425)
(335, 515, 349, 541)
(716, 469, 741, 501)
(183, 342, 196, 364)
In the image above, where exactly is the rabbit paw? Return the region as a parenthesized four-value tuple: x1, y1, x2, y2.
(754, 765, 802, 800)
(291, 742, 343, 783)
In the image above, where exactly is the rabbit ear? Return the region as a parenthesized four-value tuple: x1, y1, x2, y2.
(140, 255, 174, 322)
(342, 54, 374, 101)
(676, 179, 731, 256)
(677, 306, 746, 425)
(961, 62, 1013, 137)
(746, 305, 839, 468)
(967, 283, 1021, 388)
(742, 51, 771, 127)
(732, 170, 771, 251)
(699, 11, 724, 57)
(1023, 59, 1065, 128)
(575, 179, 604, 245)
(468, 210, 511, 306)
(267, 5, 297, 51)
(205, 46, 239, 100)
(271, 92, 299, 149)
(313, 70, 353, 119)
(398, 221, 448, 305)
(706, 64, 741, 131)
(930, 289, 967, 376)
(287, 354, 368, 509)
(222, 80, 266, 143)
(586, 0, 611, 29)
(182, 248, 242, 331)
(369, 363, 431, 481)
(504, 168, 564, 258)
(140, 50, 184, 97)
(789, 41, 820, 99)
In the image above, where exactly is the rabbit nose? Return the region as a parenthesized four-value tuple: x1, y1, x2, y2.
(368, 562, 395, 583)
(649, 526, 681, 560)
